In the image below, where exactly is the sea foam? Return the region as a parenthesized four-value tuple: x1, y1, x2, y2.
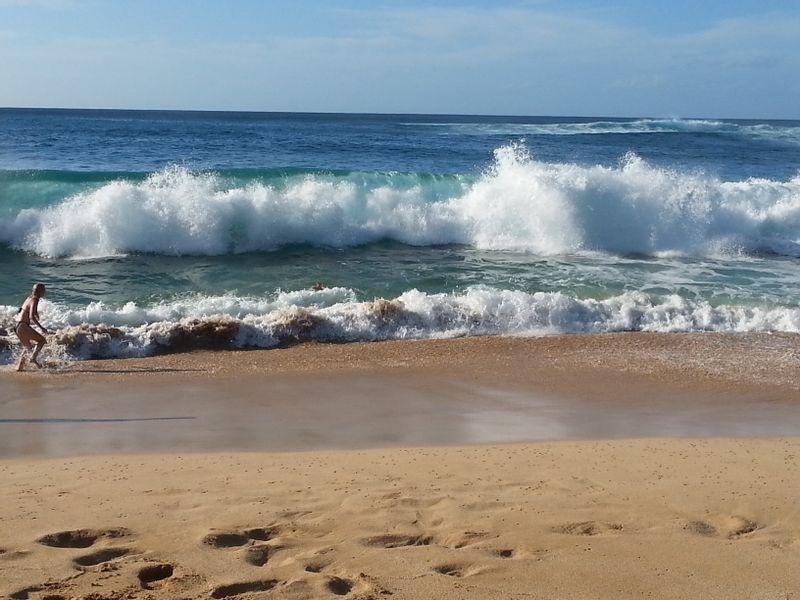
(2, 145, 799, 258)
(1, 286, 799, 362)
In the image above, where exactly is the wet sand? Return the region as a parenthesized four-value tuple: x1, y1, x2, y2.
(1, 333, 799, 457)
(1, 333, 799, 599)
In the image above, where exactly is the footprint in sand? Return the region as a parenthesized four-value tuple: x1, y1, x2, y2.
(9, 587, 39, 600)
(685, 516, 759, 539)
(137, 563, 175, 588)
(724, 516, 759, 538)
(203, 533, 251, 548)
(9, 584, 64, 600)
(684, 520, 718, 537)
(433, 564, 466, 578)
(73, 547, 131, 567)
(210, 580, 279, 599)
(363, 534, 433, 548)
(326, 576, 354, 596)
(446, 530, 488, 549)
(555, 521, 624, 536)
(242, 528, 274, 541)
(203, 527, 276, 548)
(303, 563, 373, 597)
(0, 549, 31, 561)
(242, 544, 273, 567)
(305, 562, 327, 573)
(37, 527, 131, 549)
(204, 528, 282, 569)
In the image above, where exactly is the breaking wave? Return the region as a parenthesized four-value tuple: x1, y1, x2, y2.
(1, 145, 799, 258)
(1, 286, 798, 362)
(409, 118, 800, 144)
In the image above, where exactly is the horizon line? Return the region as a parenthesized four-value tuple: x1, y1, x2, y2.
(1, 106, 797, 122)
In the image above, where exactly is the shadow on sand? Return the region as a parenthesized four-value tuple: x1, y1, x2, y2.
(0, 417, 196, 424)
(63, 367, 205, 374)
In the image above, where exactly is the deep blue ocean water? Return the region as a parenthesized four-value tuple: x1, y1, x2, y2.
(1, 109, 799, 360)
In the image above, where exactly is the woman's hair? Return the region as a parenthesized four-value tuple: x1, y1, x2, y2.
(32, 283, 46, 297)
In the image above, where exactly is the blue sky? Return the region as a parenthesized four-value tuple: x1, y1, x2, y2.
(1, 0, 798, 118)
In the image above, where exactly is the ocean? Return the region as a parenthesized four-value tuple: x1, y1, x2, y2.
(1, 108, 799, 362)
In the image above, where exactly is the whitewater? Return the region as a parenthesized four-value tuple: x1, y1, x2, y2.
(1, 110, 799, 362)
(3, 147, 800, 259)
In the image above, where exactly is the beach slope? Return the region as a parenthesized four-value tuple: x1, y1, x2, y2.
(1, 333, 799, 599)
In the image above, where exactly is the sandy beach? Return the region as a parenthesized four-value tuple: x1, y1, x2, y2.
(1, 333, 799, 599)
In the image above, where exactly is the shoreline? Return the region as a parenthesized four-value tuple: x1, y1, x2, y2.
(2, 333, 799, 598)
(3, 330, 799, 386)
(1, 333, 798, 458)
(0, 334, 800, 458)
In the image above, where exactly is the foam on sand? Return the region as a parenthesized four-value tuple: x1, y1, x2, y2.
(2, 286, 799, 362)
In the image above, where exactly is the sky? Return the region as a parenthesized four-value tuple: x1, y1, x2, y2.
(0, 0, 798, 118)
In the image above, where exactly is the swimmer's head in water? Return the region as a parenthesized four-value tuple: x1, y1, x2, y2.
(32, 283, 46, 298)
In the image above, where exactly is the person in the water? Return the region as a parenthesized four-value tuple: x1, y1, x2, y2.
(13, 283, 49, 371)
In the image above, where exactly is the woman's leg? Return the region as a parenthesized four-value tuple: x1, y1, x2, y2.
(14, 325, 34, 371)
(29, 330, 46, 367)
(15, 323, 46, 369)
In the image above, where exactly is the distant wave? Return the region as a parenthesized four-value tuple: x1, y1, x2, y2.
(1, 145, 799, 258)
(1, 286, 798, 361)
(408, 118, 800, 144)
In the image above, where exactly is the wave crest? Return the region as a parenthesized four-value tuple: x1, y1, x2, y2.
(411, 118, 800, 143)
(2, 147, 800, 258)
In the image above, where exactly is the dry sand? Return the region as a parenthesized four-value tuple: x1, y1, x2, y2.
(1, 333, 799, 599)
(2, 441, 799, 600)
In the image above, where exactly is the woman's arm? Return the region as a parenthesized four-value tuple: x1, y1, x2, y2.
(31, 298, 48, 334)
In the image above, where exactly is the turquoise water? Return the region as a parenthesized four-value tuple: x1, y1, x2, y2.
(1, 110, 799, 360)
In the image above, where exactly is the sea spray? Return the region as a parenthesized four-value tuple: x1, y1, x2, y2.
(3, 146, 799, 259)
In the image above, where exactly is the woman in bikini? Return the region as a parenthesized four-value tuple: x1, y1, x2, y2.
(14, 283, 49, 371)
